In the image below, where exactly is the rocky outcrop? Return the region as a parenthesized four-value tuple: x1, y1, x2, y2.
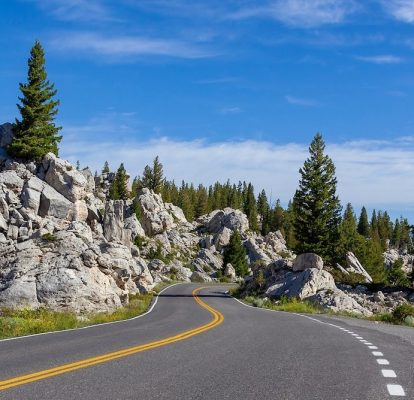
(103, 200, 129, 245)
(345, 252, 373, 283)
(384, 249, 414, 274)
(138, 188, 174, 236)
(42, 153, 87, 203)
(265, 268, 335, 300)
(201, 208, 249, 234)
(307, 289, 372, 316)
(224, 263, 236, 281)
(293, 253, 323, 272)
(190, 271, 212, 283)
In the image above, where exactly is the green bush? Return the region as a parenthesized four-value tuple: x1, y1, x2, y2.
(392, 304, 414, 323)
(134, 235, 147, 250)
(330, 270, 366, 285)
(386, 259, 410, 287)
(42, 233, 57, 242)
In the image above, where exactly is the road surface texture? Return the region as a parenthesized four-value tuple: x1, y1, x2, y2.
(0, 283, 412, 399)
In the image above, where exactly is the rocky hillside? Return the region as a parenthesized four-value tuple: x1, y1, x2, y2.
(0, 121, 413, 318)
(0, 123, 291, 313)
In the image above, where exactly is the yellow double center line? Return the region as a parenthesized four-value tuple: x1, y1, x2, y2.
(0, 287, 224, 391)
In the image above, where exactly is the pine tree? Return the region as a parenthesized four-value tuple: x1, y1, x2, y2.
(257, 189, 270, 235)
(337, 203, 365, 261)
(293, 133, 342, 260)
(141, 165, 153, 189)
(109, 163, 129, 200)
(270, 199, 284, 231)
(76, 160, 80, 170)
(151, 156, 164, 193)
(102, 161, 110, 174)
(223, 230, 248, 277)
(244, 183, 259, 231)
(8, 40, 62, 160)
(357, 206, 370, 237)
(195, 185, 208, 217)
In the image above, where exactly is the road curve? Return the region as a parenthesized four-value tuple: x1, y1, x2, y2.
(0, 283, 412, 399)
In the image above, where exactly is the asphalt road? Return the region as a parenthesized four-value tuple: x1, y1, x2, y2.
(0, 283, 413, 399)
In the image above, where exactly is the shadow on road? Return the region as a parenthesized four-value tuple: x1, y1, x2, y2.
(158, 292, 229, 299)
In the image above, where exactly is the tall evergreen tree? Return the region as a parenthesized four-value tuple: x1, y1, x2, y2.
(337, 203, 365, 260)
(244, 183, 259, 231)
(8, 40, 62, 160)
(109, 163, 129, 200)
(141, 165, 153, 189)
(293, 133, 342, 260)
(223, 230, 248, 277)
(151, 156, 164, 193)
(102, 161, 110, 174)
(357, 206, 370, 237)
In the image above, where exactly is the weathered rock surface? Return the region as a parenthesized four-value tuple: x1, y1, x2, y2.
(307, 289, 372, 316)
(201, 208, 249, 234)
(265, 268, 335, 300)
(138, 188, 174, 236)
(345, 252, 373, 283)
(43, 153, 87, 203)
(292, 253, 324, 272)
(190, 271, 212, 283)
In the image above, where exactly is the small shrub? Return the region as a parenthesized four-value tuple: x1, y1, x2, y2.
(278, 251, 291, 259)
(392, 304, 414, 323)
(42, 233, 57, 242)
(330, 270, 366, 286)
(386, 260, 410, 287)
(134, 235, 147, 250)
(256, 270, 265, 289)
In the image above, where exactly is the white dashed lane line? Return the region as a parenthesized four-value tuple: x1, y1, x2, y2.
(382, 370, 397, 378)
(387, 384, 406, 396)
(318, 320, 406, 397)
(230, 296, 407, 397)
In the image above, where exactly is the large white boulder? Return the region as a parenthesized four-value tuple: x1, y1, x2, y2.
(138, 188, 174, 236)
(103, 200, 129, 244)
(265, 268, 336, 300)
(38, 184, 73, 219)
(203, 208, 249, 234)
(292, 253, 324, 272)
(43, 153, 87, 203)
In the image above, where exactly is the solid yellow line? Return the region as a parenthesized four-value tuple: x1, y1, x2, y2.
(0, 287, 224, 391)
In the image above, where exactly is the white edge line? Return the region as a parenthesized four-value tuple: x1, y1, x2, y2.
(0, 282, 184, 343)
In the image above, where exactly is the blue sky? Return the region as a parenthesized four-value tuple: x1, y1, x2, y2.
(1, 0, 414, 220)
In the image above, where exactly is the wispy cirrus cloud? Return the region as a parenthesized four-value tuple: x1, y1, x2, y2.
(355, 54, 404, 64)
(380, 0, 414, 23)
(230, 0, 360, 28)
(285, 95, 320, 107)
(30, 0, 113, 22)
(49, 32, 215, 60)
(218, 107, 242, 115)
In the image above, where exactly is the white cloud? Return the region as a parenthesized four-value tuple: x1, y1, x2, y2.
(381, 0, 414, 23)
(60, 120, 414, 217)
(230, 0, 359, 28)
(219, 107, 242, 114)
(355, 54, 404, 64)
(49, 32, 214, 59)
(285, 95, 320, 107)
(31, 0, 112, 22)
